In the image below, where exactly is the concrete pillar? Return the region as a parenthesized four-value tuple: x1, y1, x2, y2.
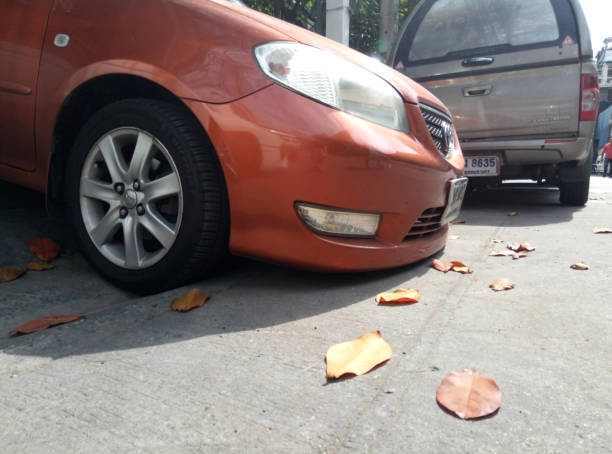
(326, 0, 350, 46)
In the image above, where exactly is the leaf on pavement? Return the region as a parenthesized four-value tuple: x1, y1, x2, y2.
(512, 252, 529, 260)
(491, 238, 504, 243)
(593, 227, 612, 234)
(325, 331, 392, 379)
(27, 261, 55, 271)
(10, 314, 84, 336)
(450, 261, 472, 274)
(432, 259, 453, 272)
(27, 236, 61, 262)
(570, 262, 589, 270)
(490, 278, 515, 292)
(0, 267, 26, 284)
(432, 259, 472, 274)
(171, 288, 210, 312)
(450, 219, 466, 224)
(376, 288, 420, 305)
(507, 211, 518, 216)
(507, 242, 535, 252)
(489, 250, 514, 257)
(436, 369, 502, 419)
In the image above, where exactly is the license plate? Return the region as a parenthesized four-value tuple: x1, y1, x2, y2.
(441, 177, 468, 225)
(464, 156, 499, 177)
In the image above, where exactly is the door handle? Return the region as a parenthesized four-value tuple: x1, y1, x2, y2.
(463, 85, 492, 97)
(461, 56, 494, 67)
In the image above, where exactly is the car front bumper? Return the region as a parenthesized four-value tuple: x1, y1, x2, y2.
(185, 85, 464, 271)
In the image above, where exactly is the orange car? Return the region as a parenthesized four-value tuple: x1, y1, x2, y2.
(0, 0, 465, 292)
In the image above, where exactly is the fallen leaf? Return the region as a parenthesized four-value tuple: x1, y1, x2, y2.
(450, 219, 466, 224)
(27, 236, 61, 262)
(447, 234, 460, 240)
(450, 261, 472, 274)
(489, 250, 514, 257)
(432, 259, 453, 272)
(507, 211, 518, 216)
(26, 262, 55, 271)
(325, 331, 392, 379)
(376, 288, 420, 305)
(171, 288, 209, 312)
(512, 252, 529, 260)
(570, 262, 589, 270)
(507, 242, 535, 252)
(491, 238, 504, 243)
(436, 369, 502, 419)
(490, 278, 515, 292)
(432, 259, 472, 274)
(10, 314, 84, 336)
(0, 267, 26, 284)
(593, 227, 612, 234)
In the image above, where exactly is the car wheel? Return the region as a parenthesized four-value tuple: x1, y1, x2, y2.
(65, 99, 228, 293)
(559, 149, 591, 206)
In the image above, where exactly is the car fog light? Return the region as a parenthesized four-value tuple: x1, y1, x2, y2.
(295, 203, 380, 238)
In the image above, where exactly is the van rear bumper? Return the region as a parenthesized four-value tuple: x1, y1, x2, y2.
(461, 136, 592, 167)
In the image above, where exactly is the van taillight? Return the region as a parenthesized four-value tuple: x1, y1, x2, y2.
(580, 74, 599, 121)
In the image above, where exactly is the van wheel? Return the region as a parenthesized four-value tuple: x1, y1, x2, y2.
(559, 150, 591, 206)
(65, 99, 229, 293)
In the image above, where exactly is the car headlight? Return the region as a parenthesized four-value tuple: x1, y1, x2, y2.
(254, 42, 409, 133)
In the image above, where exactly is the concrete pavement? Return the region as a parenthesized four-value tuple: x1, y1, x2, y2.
(1, 178, 611, 453)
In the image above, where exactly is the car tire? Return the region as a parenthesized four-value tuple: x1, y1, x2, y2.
(559, 149, 591, 206)
(65, 99, 229, 293)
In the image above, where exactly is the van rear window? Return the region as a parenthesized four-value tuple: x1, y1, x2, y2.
(407, 0, 559, 62)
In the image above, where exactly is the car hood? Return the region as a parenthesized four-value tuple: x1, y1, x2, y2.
(213, 0, 450, 114)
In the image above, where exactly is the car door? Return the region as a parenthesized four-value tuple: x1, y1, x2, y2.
(390, 0, 580, 141)
(0, 0, 54, 171)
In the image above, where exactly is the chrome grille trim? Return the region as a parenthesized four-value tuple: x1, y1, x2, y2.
(419, 104, 453, 157)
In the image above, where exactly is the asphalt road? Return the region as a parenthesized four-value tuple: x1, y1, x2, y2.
(1, 177, 611, 453)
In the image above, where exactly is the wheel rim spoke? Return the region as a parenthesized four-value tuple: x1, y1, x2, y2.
(81, 177, 118, 202)
(99, 135, 128, 183)
(139, 209, 176, 249)
(142, 172, 180, 202)
(123, 214, 143, 268)
(128, 132, 153, 181)
(90, 205, 121, 247)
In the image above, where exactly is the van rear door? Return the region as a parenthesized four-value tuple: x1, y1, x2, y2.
(391, 0, 581, 141)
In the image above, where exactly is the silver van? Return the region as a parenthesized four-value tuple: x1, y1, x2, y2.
(390, 0, 599, 205)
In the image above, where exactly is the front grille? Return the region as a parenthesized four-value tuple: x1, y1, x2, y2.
(419, 104, 452, 157)
(404, 207, 444, 240)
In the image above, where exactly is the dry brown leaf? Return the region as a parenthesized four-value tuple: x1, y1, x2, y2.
(436, 369, 502, 419)
(10, 314, 84, 336)
(450, 261, 472, 274)
(447, 234, 460, 240)
(507, 242, 535, 252)
(432, 259, 471, 273)
(376, 288, 420, 305)
(593, 227, 612, 234)
(570, 262, 589, 270)
(450, 219, 466, 224)
(507, 211, 518, 216)
(489, 250, 514, 257)
(325, 331, 392, 379)
(27, 236, 61, 262)
(0, 267, 26, 284)
(491, 238, 504, 243)
(27, 261, 55, 271)
(512, 252, 529, 260)
(432, 259, 453, 272)
(490, 278, 515, 292)
(171, 288, 209, 312)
